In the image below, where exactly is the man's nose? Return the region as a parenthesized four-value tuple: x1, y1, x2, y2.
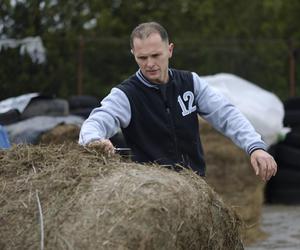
(145, 58, 155, 68)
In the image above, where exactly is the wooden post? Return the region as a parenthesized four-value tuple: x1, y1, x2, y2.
(77, 36, 84, 95)
(288, 40, 296, 97)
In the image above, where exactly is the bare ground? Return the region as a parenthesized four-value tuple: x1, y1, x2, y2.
(246, 205, 300, 250)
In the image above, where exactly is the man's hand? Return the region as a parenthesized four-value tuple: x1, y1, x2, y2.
(87, 139, 115, 156)
(250, 149, 277, 181)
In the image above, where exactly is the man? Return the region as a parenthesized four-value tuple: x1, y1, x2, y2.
(79, 22, 277, 181)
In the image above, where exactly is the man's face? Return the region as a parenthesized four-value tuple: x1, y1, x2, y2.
(132, 33, 174, 84)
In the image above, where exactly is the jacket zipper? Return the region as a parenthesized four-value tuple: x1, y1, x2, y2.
(160, 89, 181, 162)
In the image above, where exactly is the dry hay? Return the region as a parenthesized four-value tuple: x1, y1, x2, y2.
(39, 124, 80, 144)
(0, 144, 243, 250)
(199, 118, 266, 245)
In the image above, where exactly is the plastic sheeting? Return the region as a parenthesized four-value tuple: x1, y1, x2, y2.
(0, 36, 46, 64)
(5, 115, 84, 144)
(202, 73, 284, 146)
(0, 93, 39, 114)
(0, 125, 10, 149)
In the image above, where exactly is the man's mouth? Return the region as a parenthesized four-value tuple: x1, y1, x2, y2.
(147, 69, 158, 74)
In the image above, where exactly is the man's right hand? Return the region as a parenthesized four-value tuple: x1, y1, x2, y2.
(87, 139, 115, 156)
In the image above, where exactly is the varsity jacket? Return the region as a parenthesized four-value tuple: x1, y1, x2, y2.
(116, 69, 206, 175)
(79, 69, 267, 176)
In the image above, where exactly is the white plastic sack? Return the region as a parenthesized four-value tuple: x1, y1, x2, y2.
(201, 73, 284, 146)
(0, 36, 46, 64)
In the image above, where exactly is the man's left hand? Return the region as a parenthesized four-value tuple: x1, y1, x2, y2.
(250, 149, 277, 181)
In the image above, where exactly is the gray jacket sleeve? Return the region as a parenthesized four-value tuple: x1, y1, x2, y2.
(192, 72, 267, 154)
(78, 88, 131, 145)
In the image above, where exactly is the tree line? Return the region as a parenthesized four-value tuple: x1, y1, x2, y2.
(0, 0, 299, 100)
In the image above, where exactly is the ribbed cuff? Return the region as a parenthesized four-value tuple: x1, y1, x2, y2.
(247, 142, 267, 155)
(248, 147, 266, 156)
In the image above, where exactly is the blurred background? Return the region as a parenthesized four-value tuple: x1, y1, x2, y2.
(0, 0, 299, 100)
(1, 1, 300, 248)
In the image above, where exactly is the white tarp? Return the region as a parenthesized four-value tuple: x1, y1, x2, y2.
(0, 93, 39, 114)
(0, 36, 46, 64)
(202, 73, 284, 146)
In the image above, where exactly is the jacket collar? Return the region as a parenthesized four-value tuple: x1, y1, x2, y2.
(136, 69, 173, 89)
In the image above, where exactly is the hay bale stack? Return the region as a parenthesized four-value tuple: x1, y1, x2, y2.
(199, 118, 266, 245)
(39, 124, 80, 144)
(0, 144, 243, 249)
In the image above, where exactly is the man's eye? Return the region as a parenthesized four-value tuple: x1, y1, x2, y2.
(138, 57, 147, 60)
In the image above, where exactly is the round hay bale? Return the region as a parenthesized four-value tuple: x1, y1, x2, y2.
(0, 144, 243, 249)
(39, 124, 80, 144)
(199, 118, 266, 245)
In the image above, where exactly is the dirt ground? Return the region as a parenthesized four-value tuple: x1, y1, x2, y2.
(246, 205, 300, 250)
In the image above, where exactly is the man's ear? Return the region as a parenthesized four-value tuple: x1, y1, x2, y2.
(168, 43, 174, 58)
(130, 49, 134, 55)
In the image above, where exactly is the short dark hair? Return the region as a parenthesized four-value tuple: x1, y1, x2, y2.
(130, 22, 169, 49)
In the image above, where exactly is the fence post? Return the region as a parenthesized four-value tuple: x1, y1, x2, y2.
(77, 36, 84, 95)
(288, 40, 296, 97)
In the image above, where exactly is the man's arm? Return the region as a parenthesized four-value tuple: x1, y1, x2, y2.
(192, 72, 277, 181)
(79, 88, 131, 153)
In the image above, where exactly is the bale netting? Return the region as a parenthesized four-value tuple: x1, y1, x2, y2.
(0, 144, 244, 250)
(199, 118, 266, 245)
